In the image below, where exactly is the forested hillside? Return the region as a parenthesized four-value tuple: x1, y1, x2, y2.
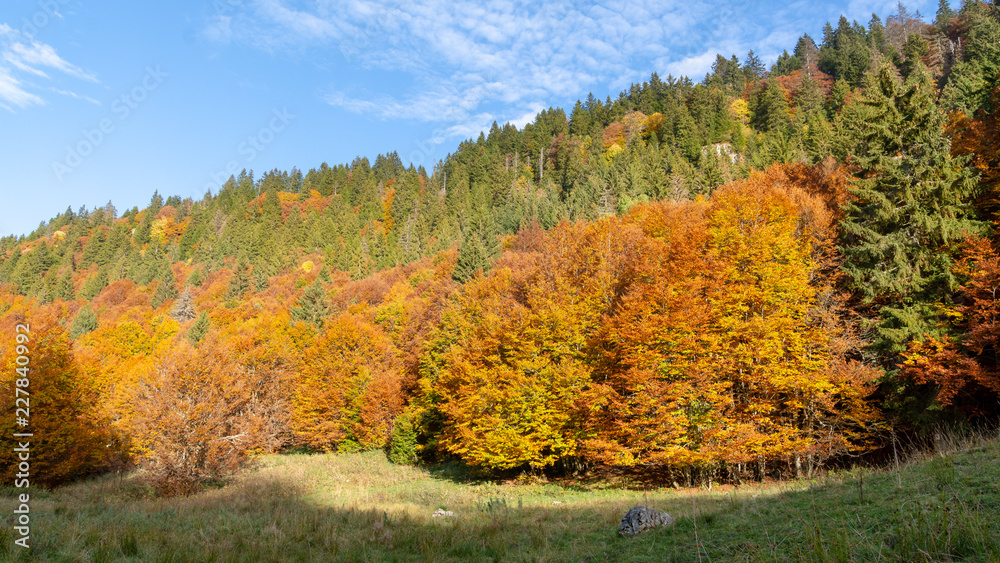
(1, 1, 998, 494)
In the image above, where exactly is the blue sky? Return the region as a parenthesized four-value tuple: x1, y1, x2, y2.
(0, 0, 932, 237)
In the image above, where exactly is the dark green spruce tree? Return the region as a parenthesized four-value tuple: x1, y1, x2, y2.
(839, 63, 983, 355)
(69, 305, 99, 338)
(452, 217, 500, 283)
(291, 280, 330, 328)
(188, 312, 211, 345)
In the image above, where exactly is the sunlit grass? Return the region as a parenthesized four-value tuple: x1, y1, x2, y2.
(2, 427, 999, 561)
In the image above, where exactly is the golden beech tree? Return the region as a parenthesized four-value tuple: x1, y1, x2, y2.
(584, 199, 747, 468)
(292, 312, 405, 452)
(701, 177, 834, 466)
(419, 217, 643, 470)
(585, 170, 878, 475)
(421, 269, 591, 470)
(73, 308, 178, 458)
(0, 298, 110, 487)
(417, 167, 880, 475)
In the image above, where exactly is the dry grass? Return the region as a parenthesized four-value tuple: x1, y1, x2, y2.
(2, 427, 999, 561)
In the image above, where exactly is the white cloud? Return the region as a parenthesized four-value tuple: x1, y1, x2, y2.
(50, 87, 101, 105)
(203, 0, 706, 139)
(0, 23, 97, 109)
(205, 0, 922, 143)
(0, 66, 43, 109)
(663, 50, 718, 80)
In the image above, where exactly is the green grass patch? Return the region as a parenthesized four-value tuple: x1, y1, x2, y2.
(3, 430, 1000, 561)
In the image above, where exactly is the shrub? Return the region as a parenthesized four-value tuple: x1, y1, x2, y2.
(130, 339, 288, 495)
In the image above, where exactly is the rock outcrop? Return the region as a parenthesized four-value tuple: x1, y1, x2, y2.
(618, 506, 674, 537)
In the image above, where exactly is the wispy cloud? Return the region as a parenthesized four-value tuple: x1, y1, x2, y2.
(0, 23, 97, 110)
(0, 65, 43, 109)
(203, 0, 913, 141)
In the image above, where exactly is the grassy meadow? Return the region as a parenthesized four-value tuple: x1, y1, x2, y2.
(2, 430, 1000, 562)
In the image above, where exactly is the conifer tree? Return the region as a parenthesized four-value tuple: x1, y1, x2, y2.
(754, 80, 791, 133)
(939, 2, 1000, 114)
(182, 264, 202, 286)
(69, 305, 99, 338)
(290, 280, 330, 327)
(743, 50, 766, 81)
(152, 264, 178, 308)
(52, 269, 75, 301)
(794, 73, 826, 121)
(826, 78, 852, 118)
(188, 312, 210, 345)
(935, 0, 956, 31)
(170, 288, 197, 322)
(253, 269, 270, 292)
(839, 63, 983, 354)
(79, 269, 108, 301)
(900, 33, 930, 80)
(452, 218, 500, 283)
(226, 259, 252, 299)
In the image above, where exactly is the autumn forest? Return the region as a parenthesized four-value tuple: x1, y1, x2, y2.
(2, 1, 999, 496)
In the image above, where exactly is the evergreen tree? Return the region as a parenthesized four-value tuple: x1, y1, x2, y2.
(794, 72, 826, 120)
(170, 287, 197, 322)
(52, 269, 75, 301)
(226, 259, 252, 299)
(69, 306, 99, 338)
(826, 78, 852, 118)
(188, 312, 210, 345)
(770, 50, 801, 76)
(939, 2, 1000, 114)
(79, 269, 108, 301)
(290, 281, 330, 327)
(452, 218, 500, 283)
(794, 34, 819, 69)
(935, 0, 956, 31)
(743, 50, 765, 82)
(188, 267, 206, 287)
(11, 242, 54, 295)
(819, 16, 874, 87)
(151, 263, 178, 308)
(753, 79, 791, 133)
(900, 33, 930, 80)
(253, 269, 270, 292)
(839, 63, 983, 354)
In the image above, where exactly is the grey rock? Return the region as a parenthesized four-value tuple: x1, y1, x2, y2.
(618, 506, 674, 537)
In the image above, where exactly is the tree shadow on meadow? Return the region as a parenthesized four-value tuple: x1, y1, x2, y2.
(8, 445, 1000, 562)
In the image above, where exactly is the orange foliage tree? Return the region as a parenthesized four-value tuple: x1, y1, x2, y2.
(292, 313, 405, 452)
(902, 234, 1000, 412)
(594, 168, 878, 477)
(948, 84, 1000, 222)
(130, 337, 289, 495)
(419, 164, 880, 476)
(418, 218, 642, 470)
(0, 297, 111, 487)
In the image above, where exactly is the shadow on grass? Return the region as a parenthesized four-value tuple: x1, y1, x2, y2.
(1, 442, 999, 562)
